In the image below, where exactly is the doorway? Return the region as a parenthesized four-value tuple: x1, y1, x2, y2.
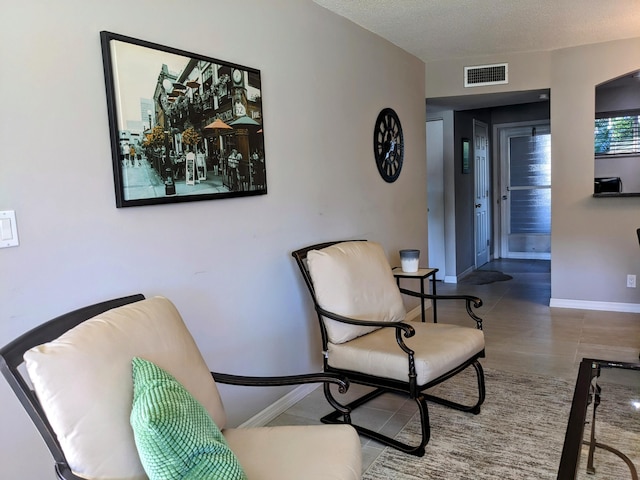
(497, 123, 551, 259)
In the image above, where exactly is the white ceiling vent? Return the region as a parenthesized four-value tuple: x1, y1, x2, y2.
(464, 63, 508, 87)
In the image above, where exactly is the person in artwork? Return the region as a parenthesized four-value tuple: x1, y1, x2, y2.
(173, 153, 185, 180)
(185, 154, 195, 184)
(211, 149, 220, 176)
(129, 144, 137, 167)
(251, 150, 265, 190)
(227, 149, 241, 191)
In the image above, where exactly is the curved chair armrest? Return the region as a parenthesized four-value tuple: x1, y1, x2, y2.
(398, 287, 484, 330)
(211, 371, 350, 395)
(211, 371, 352, 415)
(315, 305, 416, 357)
(315, 305, 415, 337)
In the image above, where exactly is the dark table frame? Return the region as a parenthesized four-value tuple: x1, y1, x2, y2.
(392, 267, 439, 323)
(558, 358, 640, 479)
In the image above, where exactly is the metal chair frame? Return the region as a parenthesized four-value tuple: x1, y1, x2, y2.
(292, 240, 486, 457)
(0, 294, 350, 480)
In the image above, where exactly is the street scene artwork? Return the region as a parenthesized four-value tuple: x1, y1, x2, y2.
(100, 31, 266, 207)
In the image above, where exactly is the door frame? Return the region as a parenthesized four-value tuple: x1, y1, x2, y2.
(426, 119, 446, 280)
(473, 120, 490, 268)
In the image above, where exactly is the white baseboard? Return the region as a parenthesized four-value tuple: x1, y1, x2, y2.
(550, 298, 640, 314)
(444, 265, 475, 284)
(405, 304, 426, 321)
(506, 252, 551, 260)
(238, 382, 320, 428)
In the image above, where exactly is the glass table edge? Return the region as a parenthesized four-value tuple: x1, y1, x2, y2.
(557, 357, 640, 479)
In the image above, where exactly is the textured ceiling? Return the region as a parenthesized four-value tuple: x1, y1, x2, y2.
(313, 0, 640, 63)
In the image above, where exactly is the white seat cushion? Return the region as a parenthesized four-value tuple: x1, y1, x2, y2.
(24, 296, 226, 480)
(327, 322, 485, 385)
(307, 241, 406, 344)
(224, 424, 361, 480)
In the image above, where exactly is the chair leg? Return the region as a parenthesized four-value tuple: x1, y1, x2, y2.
(321, 385, 430, 457)
(319, 362, 484, 457)
(424, 360, 485, 414)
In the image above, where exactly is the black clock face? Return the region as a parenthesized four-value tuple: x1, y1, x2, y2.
(373, 108, 404, 182)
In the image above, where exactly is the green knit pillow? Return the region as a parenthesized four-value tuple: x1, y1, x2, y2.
(130, 357, 247, 480)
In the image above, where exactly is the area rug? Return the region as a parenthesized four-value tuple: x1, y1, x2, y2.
(363, 368, 639, 480)
(459, 270, 513, 285)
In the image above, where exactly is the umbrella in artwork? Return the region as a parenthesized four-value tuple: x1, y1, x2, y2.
(229, 115, 261, 128)
(204, 118, 233, 132)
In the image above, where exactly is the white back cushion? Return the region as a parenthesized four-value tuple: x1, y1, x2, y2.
(307, 241, 406, 344)
(24, 296, 226, 480)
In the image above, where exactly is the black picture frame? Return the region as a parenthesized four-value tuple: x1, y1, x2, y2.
(100, 31, 267, 207)
(461, 138, 470, 174)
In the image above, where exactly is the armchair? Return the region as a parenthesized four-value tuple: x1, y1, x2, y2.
(292, 240, 486, 457)
(0, 294, 361, 480)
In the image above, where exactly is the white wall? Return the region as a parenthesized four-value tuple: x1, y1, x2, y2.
(426, 50, 551, 99)
(595, 155, 640, 193)
(0, 1, 427, 477)
(550, 38, 640, 307)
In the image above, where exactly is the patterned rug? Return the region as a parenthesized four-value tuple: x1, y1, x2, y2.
(363, 368, 639, 480)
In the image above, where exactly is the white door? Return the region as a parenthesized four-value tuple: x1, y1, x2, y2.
(474, 121, 490, 267)
(427, 120, 445, 280)
(499, 124, 551, 259)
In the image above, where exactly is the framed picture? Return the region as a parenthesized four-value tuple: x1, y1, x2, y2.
(100, 31, 267, 207)
(461, 138, 470, 174)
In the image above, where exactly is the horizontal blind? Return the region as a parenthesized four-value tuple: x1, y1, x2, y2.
(595, 114, 640, 155)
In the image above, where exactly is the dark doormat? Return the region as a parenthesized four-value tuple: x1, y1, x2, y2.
(459, 270, 513, 285)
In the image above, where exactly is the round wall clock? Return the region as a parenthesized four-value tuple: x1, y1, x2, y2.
(373, 108, 404, 183)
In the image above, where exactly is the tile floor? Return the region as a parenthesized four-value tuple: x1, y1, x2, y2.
(266, 259, 640, 471)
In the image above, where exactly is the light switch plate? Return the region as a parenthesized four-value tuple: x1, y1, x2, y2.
(0, 210, 19, 248)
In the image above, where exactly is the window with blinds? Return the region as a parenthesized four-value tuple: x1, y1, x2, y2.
(595, 112, 640, 155)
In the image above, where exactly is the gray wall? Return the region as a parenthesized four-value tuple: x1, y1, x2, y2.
(0, 1, 427, 477)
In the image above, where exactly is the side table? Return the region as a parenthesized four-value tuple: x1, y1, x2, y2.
(392, 267, 439, 322)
